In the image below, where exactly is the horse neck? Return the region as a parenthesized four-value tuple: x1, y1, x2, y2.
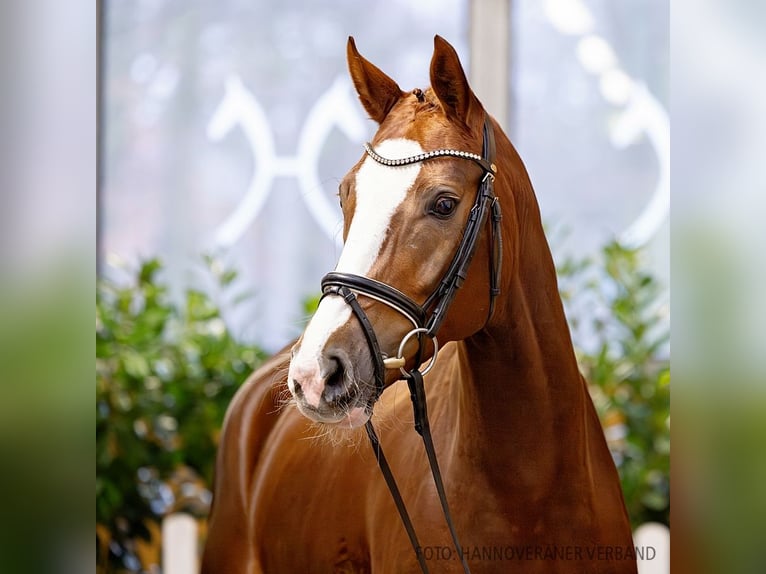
(451, 135, 592, 487)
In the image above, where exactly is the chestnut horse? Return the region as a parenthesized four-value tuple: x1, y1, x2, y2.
(202, 36, 636, 573)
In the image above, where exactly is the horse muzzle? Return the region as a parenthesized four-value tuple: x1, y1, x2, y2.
(288, 336, 376, 428)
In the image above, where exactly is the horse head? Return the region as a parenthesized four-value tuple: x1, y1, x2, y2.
(288, 36, 506, 429)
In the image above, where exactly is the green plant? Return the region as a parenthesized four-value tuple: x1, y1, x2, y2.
(558, 241, 670, 527)
(96, 258, 266, 572)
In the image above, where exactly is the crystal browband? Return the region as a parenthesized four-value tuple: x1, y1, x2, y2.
(363, 142, 497, 176)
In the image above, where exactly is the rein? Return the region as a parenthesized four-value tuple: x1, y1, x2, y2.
(320, 117, 501, 574)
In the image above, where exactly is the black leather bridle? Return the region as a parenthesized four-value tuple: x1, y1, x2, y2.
(319, 117, 502, 574)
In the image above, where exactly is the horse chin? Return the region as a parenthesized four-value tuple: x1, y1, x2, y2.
(339, 405, 371, 429)
(294, 403, 372, 429)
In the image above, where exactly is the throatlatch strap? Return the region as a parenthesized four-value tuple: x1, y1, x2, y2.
(365, 421, 430, 574)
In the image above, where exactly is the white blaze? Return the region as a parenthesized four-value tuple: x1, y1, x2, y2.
(289, 139, 423, 397)
(335, 139, 424, 274)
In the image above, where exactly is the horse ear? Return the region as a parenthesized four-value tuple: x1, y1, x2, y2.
(430, 35, 478, 128)
(347, 37, 404, 124)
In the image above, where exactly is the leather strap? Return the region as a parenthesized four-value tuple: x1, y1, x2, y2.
(322, 272, 426, 328)
(421, 116, 499, 335)
(321, 285, 387, 397)
(324, 285, 472, 573)
(365, 421, 430, 573)
(487, 197, 503, 320)
(319, 117, 500, 574)
(407, 369, 471, 573)
(363, 141, 495, 176)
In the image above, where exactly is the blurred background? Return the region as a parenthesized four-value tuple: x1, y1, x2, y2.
(8, 0, 766, 572)
(96, 0, 671, 572)
(99, 0, 669, 351)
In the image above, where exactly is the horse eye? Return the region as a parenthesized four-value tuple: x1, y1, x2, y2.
(431, 196, 457, 218)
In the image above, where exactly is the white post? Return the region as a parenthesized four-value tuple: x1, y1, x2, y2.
(633, 522, 670, 574)
(469, 0, 512, 130)
(162, 513, 198, 574)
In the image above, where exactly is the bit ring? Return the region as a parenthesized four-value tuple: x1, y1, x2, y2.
(394, 327, 439, 377)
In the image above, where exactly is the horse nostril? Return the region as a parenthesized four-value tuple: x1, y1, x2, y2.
(325, 357, 346, 389)
(292, 380, 303, 398)
(322, 356, 355, 406)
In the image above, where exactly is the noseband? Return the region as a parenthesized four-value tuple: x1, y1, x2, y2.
(319, 117, 502, 574)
